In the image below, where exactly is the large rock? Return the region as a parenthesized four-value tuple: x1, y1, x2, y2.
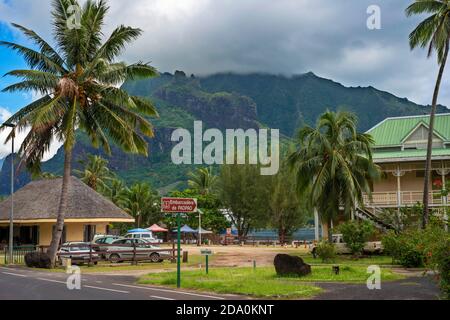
(274, 254, 311, 277)
(24, 252, 52, 269)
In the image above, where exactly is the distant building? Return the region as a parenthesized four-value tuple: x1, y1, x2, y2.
(0, 177, 135, 247)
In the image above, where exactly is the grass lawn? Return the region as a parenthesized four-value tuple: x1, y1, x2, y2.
(299, 255, 395, 266)
(138, 265, 404, 299)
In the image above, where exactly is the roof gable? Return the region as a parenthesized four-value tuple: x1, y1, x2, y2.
(401, 122, 445, 144)
(367, 114, 450, 147)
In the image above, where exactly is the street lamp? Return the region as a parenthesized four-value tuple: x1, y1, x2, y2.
(3, 122, 16, 265)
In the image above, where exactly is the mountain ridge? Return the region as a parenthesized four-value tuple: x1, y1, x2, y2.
(0, 71, 447, 194)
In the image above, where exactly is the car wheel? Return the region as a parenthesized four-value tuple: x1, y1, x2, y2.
(150, 253, 161, 263)
(109, 254, 121, 263)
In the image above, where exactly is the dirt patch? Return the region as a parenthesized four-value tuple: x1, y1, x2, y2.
(186, 245, 309, 268)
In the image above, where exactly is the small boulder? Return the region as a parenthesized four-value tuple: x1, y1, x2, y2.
(274, 254, 311, 277)
(25, 252, 52, 269)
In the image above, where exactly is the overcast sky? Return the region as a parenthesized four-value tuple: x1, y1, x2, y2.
(0, 0, 449, 157)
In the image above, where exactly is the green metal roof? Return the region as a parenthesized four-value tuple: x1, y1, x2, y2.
(367, 114, 450, 146)
(373, 148, 450, 161)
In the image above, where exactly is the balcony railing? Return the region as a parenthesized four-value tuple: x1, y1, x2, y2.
(363, 191, 447, 207)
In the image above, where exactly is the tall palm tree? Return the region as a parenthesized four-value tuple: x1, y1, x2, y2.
(0, 0, 158, 264)
(288, 111, 379, 242)
(406, 0, 450, 228)
(188, 167, 218, 195)
(75, 154, 114, 192)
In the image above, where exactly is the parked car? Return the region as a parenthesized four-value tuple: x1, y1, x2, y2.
(59, 242, 99, 265)
(106, 238, 171, 263)
(91, 235, 123, 257)
(125, 231, 163, 243)
(309, 234, 383, 255)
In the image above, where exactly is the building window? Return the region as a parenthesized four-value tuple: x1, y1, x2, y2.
(84, 225, 97, 242)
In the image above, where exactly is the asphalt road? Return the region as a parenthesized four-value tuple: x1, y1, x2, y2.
(0, 266, 237, 300)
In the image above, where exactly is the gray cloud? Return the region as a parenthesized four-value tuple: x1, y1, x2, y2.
(1, 0, 449, 108)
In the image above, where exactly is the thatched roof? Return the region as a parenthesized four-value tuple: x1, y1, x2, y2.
(0, 176, 134, 222)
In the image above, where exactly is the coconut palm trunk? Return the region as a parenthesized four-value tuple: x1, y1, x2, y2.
(422, 39, 449, 228)
(47, 147, 73, 265)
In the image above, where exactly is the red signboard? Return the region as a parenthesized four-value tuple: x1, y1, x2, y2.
(161, 197, 198, 213)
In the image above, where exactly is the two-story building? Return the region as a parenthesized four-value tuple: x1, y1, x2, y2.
(364, 113, 450, 212)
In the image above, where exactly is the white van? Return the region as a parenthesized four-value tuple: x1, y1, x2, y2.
(125, 231, 163, 243)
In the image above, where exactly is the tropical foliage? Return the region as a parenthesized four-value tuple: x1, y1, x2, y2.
(288, 111, 380, 241)
(219, 163, 271, 240)
(122, 182, 161, 229)
(338, 220, 375, 256)
(0, 0, 159, 264)
(269, 157, 310, 243)
(75, 154, 114, 192)
(188, 167, 218, 195)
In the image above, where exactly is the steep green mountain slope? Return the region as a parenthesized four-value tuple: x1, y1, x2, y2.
(0, 71, 446, 195)
(198, 72, 448, 136)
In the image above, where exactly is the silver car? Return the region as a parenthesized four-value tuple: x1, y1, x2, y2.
(59, 242, 99, 265)
(106, 238, 171, 263)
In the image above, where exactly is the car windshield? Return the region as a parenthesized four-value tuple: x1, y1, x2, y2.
(63, 245, 89, 251)
(74, 247, 89, 251)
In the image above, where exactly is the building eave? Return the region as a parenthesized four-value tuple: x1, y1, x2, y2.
(374, 155, 450, 164)
(0, 218, 136, 224)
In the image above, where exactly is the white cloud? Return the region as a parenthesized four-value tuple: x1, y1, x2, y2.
(0, 0, 449, 109)
(0, 107, 63, 161)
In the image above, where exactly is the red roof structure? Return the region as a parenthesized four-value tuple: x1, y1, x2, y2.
(148, 224, 168, 233)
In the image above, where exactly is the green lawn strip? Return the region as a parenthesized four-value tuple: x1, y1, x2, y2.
(298, 255, 395, 267)
(139, 267, 322, 299)
(297, 265, 404, 282)
(138, 265, 405, 299)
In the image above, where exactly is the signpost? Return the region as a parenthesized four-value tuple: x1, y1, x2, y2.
(161, 197, 197, 288)
(201, 249, 213, 274)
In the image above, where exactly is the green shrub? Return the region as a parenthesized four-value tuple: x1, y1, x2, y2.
(316, 241, 336, 263)
(382, 225, 450, 298)
(421, 227, 450, 299)
(382, 230, 424, 268)
(339, 220, 375, 256)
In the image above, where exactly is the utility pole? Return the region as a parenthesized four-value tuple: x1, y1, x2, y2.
(4, 123, 16, 265)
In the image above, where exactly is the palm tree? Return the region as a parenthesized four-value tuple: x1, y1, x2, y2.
(75, 154, 114, 192)
(188, 167, 218, 195)
(406, 0, 450, 228)
(122, 183, 160, 228)
(107, 178, 128, 207)
(288, 111, 379, 242)
(0, 0, 159, 265)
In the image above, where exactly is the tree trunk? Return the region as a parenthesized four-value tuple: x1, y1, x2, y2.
(327, 217, 333, 244)
(47, 148, 73, 267)
(279, 228, 286, 244)
(423, 39, 449, 229)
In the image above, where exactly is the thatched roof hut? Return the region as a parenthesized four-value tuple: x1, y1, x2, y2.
(0, 176, 134, 223)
